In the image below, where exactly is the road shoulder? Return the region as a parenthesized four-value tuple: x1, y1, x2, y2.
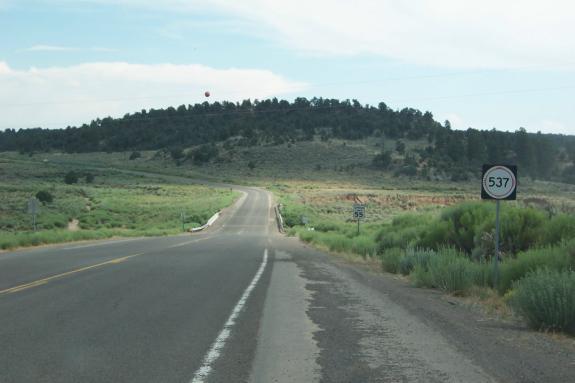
(273, 236, 575, 383)
(249, 248, 320, 383)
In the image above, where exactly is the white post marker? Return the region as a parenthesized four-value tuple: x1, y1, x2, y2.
(481, 164, 517, 288)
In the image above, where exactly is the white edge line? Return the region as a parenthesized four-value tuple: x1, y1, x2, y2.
(190, 249, 268, 383)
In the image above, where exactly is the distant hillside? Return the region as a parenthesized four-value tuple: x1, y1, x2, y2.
(1, 97, 575, 183)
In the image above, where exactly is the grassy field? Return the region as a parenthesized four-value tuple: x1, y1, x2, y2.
(0, 155, 239, 250)
(0, 137, 424, 186)
(3, 149, 575, 333)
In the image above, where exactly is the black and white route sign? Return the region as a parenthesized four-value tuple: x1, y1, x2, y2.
(481, 164, 517, 200)
(353, 204, 365, 220)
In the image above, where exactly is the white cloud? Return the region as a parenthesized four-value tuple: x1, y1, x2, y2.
(441, 113, 465, 129)
(23, 45, 118, 53)
(90, 47, 118, 52)
(205, 0, 575, 69)
(540, 120, 572, 135)
(74, 0, 575, 70)
(14, 1, 575, 69)
(0, 61, 307, 129)
(25, 45, 77, 52)
(0, 62, 11, 74)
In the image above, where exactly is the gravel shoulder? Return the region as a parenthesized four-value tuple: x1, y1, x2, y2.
(273, 236, 575, 383)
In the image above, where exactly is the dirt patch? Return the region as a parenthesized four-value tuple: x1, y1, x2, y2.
(334, 193, 468, 210)
(67, 219, 80, 231)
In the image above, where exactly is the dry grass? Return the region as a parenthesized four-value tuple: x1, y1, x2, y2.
(458, 286, 515, 320)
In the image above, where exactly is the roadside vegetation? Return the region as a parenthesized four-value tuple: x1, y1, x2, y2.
(3, 98, 575, 185)
(2, 148, 575, 335)
(0, 156, 238, 250)
(275, 181, 575, 336)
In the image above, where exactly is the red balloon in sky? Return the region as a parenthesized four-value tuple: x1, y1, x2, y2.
(204, 91, 210, 97)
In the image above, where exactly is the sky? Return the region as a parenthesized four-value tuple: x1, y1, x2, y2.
(0, 0, 574, 134)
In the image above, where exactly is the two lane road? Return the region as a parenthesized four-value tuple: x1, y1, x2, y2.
(0, 187, 278, 383)
(3, 185, 572, 383)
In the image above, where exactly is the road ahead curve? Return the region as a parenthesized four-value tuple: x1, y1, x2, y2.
(1, 184, 574, 383)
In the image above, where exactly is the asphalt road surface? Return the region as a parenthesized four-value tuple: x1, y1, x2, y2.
(1, 185, 574, 383)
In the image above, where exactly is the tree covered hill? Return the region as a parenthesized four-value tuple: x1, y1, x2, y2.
(1, 97, 574, 183)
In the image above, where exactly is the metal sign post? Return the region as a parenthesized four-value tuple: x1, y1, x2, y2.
(481, 164, 517, 288)
(494, 199, 501, 286)
(181, 211, 186, 232)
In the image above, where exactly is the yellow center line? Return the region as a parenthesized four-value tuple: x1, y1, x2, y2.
(0, 253, 143, 296)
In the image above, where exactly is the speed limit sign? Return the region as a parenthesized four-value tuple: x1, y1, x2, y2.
(481, 165, 517, 200)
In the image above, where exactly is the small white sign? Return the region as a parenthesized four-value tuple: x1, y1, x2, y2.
(27, 197, 40, 215)
(482, 165, 517, 200)
(353, 204, 365, 220)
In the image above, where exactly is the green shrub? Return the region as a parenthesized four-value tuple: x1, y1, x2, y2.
(415, 202, 552, 256)
(376, 214, 434, 252)
(322, 232, 353, 253)
(64, 171, 79, 184)
(541, 214, 575, 246)
(398, 248, 434, 276)
(372, 151, 392, 170)
(438, 202, 492, 253)
(381, 248, 404, 273)
(566, 239, 575, 267)
(498, 246, 572, 294)
(509, 269, 575, 334)
(170, 147, 185, 160)
(298, 229, 315, 243)
(425, 248, 476, 294)
(472, 262, 493, 288)
(412, 264, 435, 287)
(378, 226, 423, 250)
(480, 207, 546, 255)
(190, 144, 218, 164)
(391, 213, 431, 230)
(394, 165, 417, 177)
(314, 220, 343, 232)
(417, 220, 452, 250)
(35, 190, 53, 204)
(0, 236, 16, 250)
(280, 201, 309, 227)
(351, 235, 378, 258)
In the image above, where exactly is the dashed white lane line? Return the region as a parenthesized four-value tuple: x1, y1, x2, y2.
(168, 237, 211, 249)
(189, 249, 269, 383)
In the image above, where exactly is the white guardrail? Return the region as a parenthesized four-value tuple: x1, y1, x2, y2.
(191, 203, 285, 234)
(275, 204, 285, 233)
(190, 212, 220, 233)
